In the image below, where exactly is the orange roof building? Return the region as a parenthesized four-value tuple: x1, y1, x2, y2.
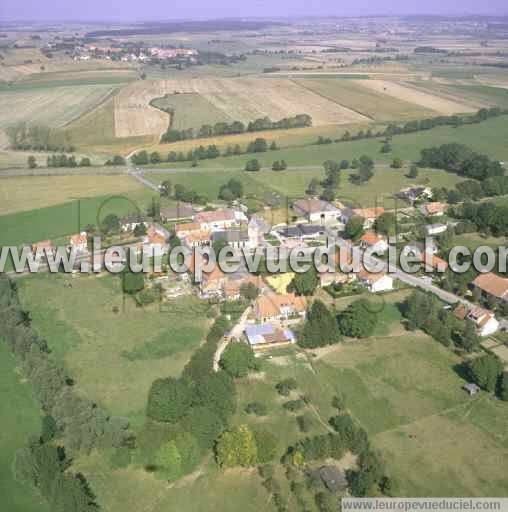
(472, 272, 508, 301)
(353, 207, 385, 221)
(421, 202, 445, 217)
(69, 232, 88, 251)
(175, 222, 201, 237)
(254, 293, 307, 322)
(421, 252, 449, 272)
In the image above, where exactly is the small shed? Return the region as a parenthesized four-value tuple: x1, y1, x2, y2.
(463, 383, 480, 396)
(318, 465, 348, 493)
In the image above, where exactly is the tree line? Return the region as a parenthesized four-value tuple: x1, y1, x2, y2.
(450, 200, 508, 237)
(6, 122, 75, 153)
(0, 275, 135, 511)
(160, 114, 312, 143)
(315, 108, 507, 148)
(46, 154, 92, 168)
(131, 137, 278, 166)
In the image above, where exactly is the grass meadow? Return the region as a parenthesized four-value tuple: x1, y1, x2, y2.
(150, 164, 464, 207)
(17, 273, 210, 423)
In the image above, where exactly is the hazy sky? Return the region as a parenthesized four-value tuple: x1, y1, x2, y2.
(0, 0, 507, 22)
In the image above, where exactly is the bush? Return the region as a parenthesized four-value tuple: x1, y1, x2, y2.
(283, 399, 305, 413)
(276, 378, 298, 396)
(245, 401, 268, 416)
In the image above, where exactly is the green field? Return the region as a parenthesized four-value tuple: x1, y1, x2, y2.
(411, 81, 508, 109)
(149, 169, 281, 202)
(0, 175, 144, 215)
(150, 164, 464, 207)
(295, 78, 437, 121)
(0, 343, 49, 512)
(0, 189, 155, 248)
(318, 333, 508, 496)
(150, 115, 508, 172)
(151, 93, 232, 130)
(18, 273, 210, 422)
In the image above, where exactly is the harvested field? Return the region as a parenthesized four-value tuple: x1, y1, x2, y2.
(355, 79, 478, 115)
(295, 77, 437, 121)
(0, 84, 119, 129)
(113, 77, 369, 138)
(114, 81, 171, 138)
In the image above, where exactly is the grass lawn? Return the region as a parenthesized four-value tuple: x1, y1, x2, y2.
(454, 232, 507, 252)
(149, 170, 279, 202)
(316, 331, 508, 496)
(74, 450, 275, 512)
(0, 343, 49, 512)
(0, 175, 145, 215)
(17, 273, 210, 422)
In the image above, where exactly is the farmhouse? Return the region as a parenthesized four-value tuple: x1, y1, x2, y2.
(195, 209, 246, 231)
(224, 274, 264, 301)
(358, 269, 393, 293)
(175, 222, 201, 238)
(395, 186, 432, 204)
(143, 225, 169, 254)
(342, 207, 385, 228)
(244, 323, 296, 349)
(472, 272, 508, 303)
(254, 293, 307, 322)
(421, 252, 449, 272)
(160, 204, 196, 222)
(200, 266, 226, 298)
(318, 466, 348, 493)
(425, 223, 447, 236)
(420, 202, 445, 217)
(292, 198, 341, 224)
(453, 304, 499, 337)
(360, 231, 388, 254)
(121, 214, 149, 232)
(248, 215, 271, 248)
(69, 232, 88, 253)
(31, 240, 55, 261)
(320, 247, 356, 286)
(278, 224, 325, 241)
(184, 230, 212, 248)
(212, 229, 251, 250)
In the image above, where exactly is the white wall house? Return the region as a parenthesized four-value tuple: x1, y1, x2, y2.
(358, 270, 394, 293)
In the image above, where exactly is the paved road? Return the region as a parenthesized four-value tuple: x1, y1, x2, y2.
(127, 169, 160, 192)
(329, 230, 468, 306)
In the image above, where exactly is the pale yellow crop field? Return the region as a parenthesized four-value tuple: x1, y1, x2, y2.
(0, 84, 119, 128)
(356, 79, 479, 115)
(0, 175, 144, 215)
(113, 77, 369, 138)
